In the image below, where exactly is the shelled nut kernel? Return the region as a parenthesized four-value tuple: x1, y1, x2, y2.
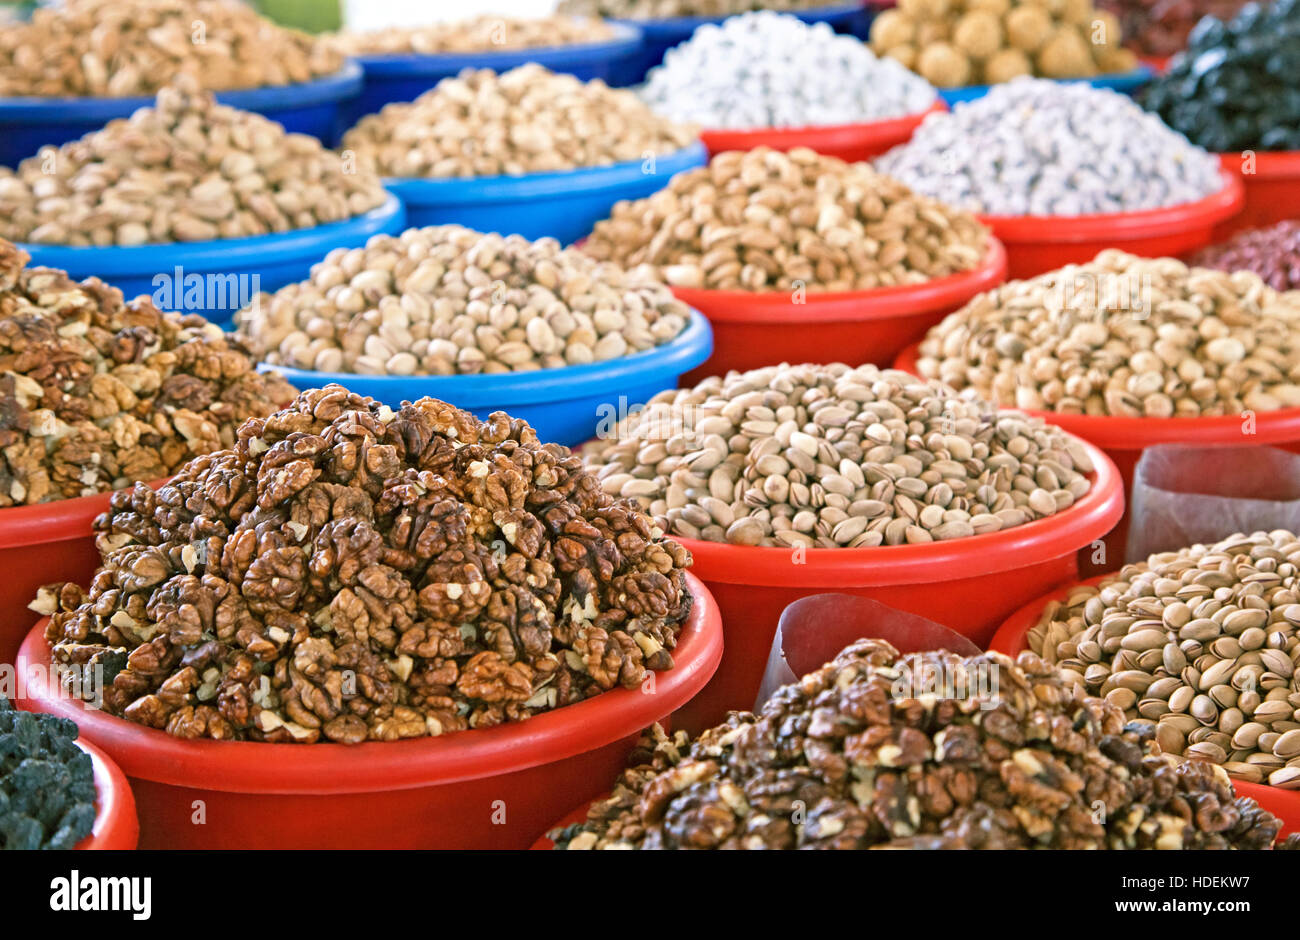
(43, 385, 695, 743)
(580, 147, 989, 292)
(0, 0, 343, 98)
(581, 363, 1094, 547)
(235, 225, 691, 376)
(1028, 531, 1300, 789)
(340, 65, 698, 178)
(0, 239, 295, 508)
(915, 250, 1300, 417)
(327, 15, 616, 55)
(0, 80, 388, 247)
(559, 0, 832, 16)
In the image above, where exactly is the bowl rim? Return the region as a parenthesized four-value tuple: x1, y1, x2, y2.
(261, 306, 713, 407)
(17, 572, 722, 795)
(75, 736, 139, 850)
(698, 98, 945, 144)
(0, 478, 170, 550)
(936, 64, 1156, 105)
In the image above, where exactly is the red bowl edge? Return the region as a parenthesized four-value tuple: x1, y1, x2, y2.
(76, 736, 140, 850)
(0, 478, 170, 551)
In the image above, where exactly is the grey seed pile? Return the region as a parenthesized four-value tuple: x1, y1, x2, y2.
(640, 12, 937, 130)
(582, 362, 1095, 548)
(875, 78, 1224, 216)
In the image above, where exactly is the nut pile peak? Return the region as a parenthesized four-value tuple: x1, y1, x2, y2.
(0, 78, 389, 247)
(326, 14, 617, 56)
(551, 640, 1293, 848)
(0, 239, 295, 507)
(580, 147, 990, 292)
(43, 386, 695, 744)
(582, 363, 1095, 548)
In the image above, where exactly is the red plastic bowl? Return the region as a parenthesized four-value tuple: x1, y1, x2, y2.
(977, 170, 1244, 279)
(1214, 151, 1300, 239)
(990, 574, 1300, 836)
(15, 573, 722, 850)
(896, 342, 1300, 568)
(699, 100, 946, 163)
(0, 480, 167, 668)
(667, 437, 1123, 735)
(675, 237, 1006, 384)
(75, 737, 139, 850)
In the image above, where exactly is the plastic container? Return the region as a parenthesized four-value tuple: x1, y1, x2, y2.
(383, 142, 706, 245)
(674, 237, 1006, 385)
(18, 194, 405, 326)
(990, 575, 1300, 837)
(608, 2, 866, 86)
(264, 307, 711, 447)
(0, 480, 167, 668)
(698, 100, 945, 163)
(668, 437, 1123, 734)
(75, 737, 140, 851)
(893, 342, 1300, 568)
(977, 170, 1243, 279)
(343, 24, 643, 126)
(1213, 151, 1300, 239)
(0, 62, 363, 166)
(936, 65, 1156, 106)
(15, 573, 722, 849)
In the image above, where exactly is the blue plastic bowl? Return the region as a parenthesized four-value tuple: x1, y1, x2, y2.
(343, 23, 643, 128)
(936, 65, 1156, 106)
(263, 308, 713, 446)
(383, 141, 706, 245)
(608, 2, 867, 86)
(18, 194, 405, 326)
(0, 61, 363, 168)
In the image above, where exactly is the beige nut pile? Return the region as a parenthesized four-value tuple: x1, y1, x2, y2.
(340, 64, 698, 179)
(580, 147, 990, 292)
(559, 0, 833, 16)
(327, 15, 616, 56)
(235, 225, 692, 376)
(0, 0, 343, 98)
(915, 250, 1300, 417)
(0, 81, 389, 247)
(581, 363, 1095, 548)
(870, 0, 1137, 88)
(1029, 531, 1300, 789)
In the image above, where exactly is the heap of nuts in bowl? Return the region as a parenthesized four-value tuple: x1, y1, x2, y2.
(325, 14, 617, 56)
(43, 386, 695, 743)
(551, 640, 1298, 848)
(0, 0, 343, 97)
(0, 78, 389, 247)
(579, 147, 990, 292)
(0, 239, 295, 508)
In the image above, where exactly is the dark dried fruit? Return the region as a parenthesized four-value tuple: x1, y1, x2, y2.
(0, 697, 96, 851)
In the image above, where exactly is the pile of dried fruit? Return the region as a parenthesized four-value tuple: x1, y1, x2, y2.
(0, 697, 97, 851)
(914, 250, 1300, 416)
(0, 240, 295, 507)
(340, 65, 698, 179)
(582, 363, 1095, 547)
(551, 640, 1295, 848)
(0, 0, 343, 98)
(327, 15, 616, 56)
(1096, 0, 1252, 59)
(1029, 531, 1300, 790)
(235, 225, 692, 376)
(580, 147, 990, 292)
(1193, 220, 1300, 293)
(0, 79, 389, 247)
(43, 386, 695, 743)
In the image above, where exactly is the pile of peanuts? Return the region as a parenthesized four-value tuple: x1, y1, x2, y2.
(0, 0, 343, 98)
(915, 250, 1300, 417)
(340, 65, 698, 179)
(327, 15, 616, 55)
(0, 80, 389, 247)
(580, 147, 990, 292)
(582, 362, 1095, 548)
(235, 225, 692, 376)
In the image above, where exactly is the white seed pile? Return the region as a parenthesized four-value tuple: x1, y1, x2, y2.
(639, 12, 937, 130)
(875, 78, 1224, 215)
(583, 362, 1095, 548)
(236, 225, 692, 376)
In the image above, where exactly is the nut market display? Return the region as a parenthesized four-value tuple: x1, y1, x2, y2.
(327, 15, 617, 56)
(559, 0, 835, 16)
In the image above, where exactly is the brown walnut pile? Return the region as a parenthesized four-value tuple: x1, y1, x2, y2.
(44, 386, 695, 743)
(0, 240, 295, 507)
(552, 639, 1294, 849)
